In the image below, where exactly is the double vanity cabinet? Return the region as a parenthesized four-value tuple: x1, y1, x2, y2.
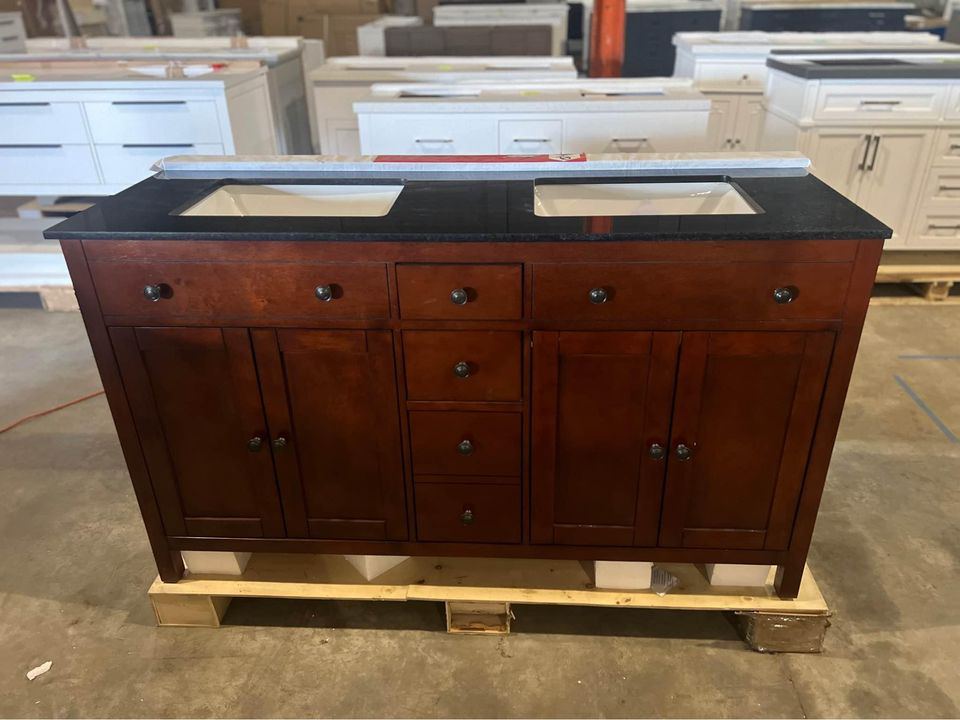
(48, 157, 889, 599)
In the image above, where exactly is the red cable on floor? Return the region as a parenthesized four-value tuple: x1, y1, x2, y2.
(0, 389, 106, 435)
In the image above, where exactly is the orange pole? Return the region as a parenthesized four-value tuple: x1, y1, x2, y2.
(589, 0, 626, 78)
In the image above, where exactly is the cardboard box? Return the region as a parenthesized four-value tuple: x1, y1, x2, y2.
(219, 0, 263, 34)
(323, 12, 381, 54)
(260, 0, 383, 35)
(260, 0, 287, 34)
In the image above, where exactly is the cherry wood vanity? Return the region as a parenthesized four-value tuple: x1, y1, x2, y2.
(48, 165, 889, 599)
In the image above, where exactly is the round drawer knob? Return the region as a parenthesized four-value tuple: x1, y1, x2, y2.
(314, 284, 334, 302)
(453, 361, 471, 379)
(773, 286, 796, 305)
(450, 287, 469, 305)
(648, 442, 666, 460)
(588, 287, 609, 305)
(460, 508, 475, 525)
(675, 443, 693, 462)
(457, 439, 474, 455)
(143, 284, 162, 302)
(247, 435, 263, 452)
(272, 436, 288, 450)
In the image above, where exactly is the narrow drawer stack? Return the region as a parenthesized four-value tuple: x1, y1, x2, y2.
(912, 89, 960, 248)
(397, 264, 524, 544)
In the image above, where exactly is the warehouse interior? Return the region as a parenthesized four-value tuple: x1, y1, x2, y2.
(0, 0, 959, 716)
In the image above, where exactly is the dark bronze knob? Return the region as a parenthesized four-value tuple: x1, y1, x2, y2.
(588, 287, 609, 305)
(247, 435, 263, 452)
(460, 508, 475, 525)
(453, 361, 471, 379)
(143, 284, 162, 302)
(648, 443, 666, 460)
(675, 443, 693, 462)
(314, 284, 334, 302)
(272, 436, 287, 450)
(773, 286, 796, 305)
(450, 288, 469, 305)
(457, 439, 474, 455)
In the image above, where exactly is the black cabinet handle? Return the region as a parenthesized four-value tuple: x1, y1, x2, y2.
(866, 135, 881, 172)
(457, 439, 474, 455)
(773, 286, 796, 304)
(272, 436, 288, 450)
(858, 134, 872, 170)
(675, 443, 693, 462)
(588, 287, 609, 304)
(143, 284, 163, 302)
(247, 436, 264, 452)
(0, 102, 51, 107)
(112, 100, 187, 106)
(450, 287, 469, 305)
(453, 361, 471, 379)
(460, 508, 475, 525)
(648, 443, 666, 460)
(314, 284, 334, 302)
(122, 143, 195, 149)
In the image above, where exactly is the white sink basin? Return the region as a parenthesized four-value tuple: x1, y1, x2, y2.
(180, 184, 404, 217)
(533, 181, 758, 217)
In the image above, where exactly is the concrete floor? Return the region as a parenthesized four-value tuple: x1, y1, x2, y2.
(0, 305, 958, 718)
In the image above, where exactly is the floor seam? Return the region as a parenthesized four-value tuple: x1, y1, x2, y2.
(780, 655, 809, 719)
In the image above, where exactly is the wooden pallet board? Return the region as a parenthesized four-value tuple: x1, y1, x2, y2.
(874, 251, 960, 303)
(148, 554, 830, 651)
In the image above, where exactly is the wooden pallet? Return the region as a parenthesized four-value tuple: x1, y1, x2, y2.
(873, 251, 960, 304)
(149, 554, 831, 652)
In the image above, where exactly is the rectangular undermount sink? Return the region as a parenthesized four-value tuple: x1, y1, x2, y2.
(533, 181, 759, 217)
(180, 184, 404, 217)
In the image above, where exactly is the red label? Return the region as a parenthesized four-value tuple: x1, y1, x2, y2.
(372, 153, 587, 163)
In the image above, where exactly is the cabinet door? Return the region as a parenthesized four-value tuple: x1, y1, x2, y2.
(732, 96, 765, 151)
(659, 332, 833, 550)
(804, 128, 870, 199)
(252, 329, 408, 541)
(531, 332, 679, 546)
(705, 95, 738, 151)
(858, 129, 933, 241)
(110, 327, 286, 538)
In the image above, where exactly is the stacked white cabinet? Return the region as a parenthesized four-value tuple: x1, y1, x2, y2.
(760, 54, 960, 250)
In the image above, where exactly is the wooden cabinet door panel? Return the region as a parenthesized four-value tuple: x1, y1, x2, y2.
(110, 326, 285, 538)
(532, 331, 679, 547)
(659, 331, 834, 550)
(251, 329, 408, 541)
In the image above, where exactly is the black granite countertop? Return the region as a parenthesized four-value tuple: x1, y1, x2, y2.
(44, 173, 890, 243)
(767, 55, 960, 80)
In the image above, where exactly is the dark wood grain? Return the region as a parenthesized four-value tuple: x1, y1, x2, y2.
(396, 263, 522, 320)
(415, 483, 521, 543)
(403, 330, 522, 401)
(409, 411, 521, 477)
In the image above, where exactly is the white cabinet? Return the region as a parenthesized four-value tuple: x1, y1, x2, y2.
(85, 100, 224, 144)
(804, 128, 871, 198)
(706, 95, 738, 150)
(703, 93, 767, 151)
(498, 119, 563, 154)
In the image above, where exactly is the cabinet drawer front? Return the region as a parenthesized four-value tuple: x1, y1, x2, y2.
(415, 483, 521, 543)
(532, 262, 852, 321)
(362, 115, 497, 154)
(932, 128, 960, 166)
(410, 411, 521, 477)
(397, 264, 522, 320)
(84, 100, 223, 145)
(404, 331, 522, 401)
(89, 261, 389, 320)
(910, 210, 960, 248)
(695, 61, 766, 90)
(96, 143, 224, 186)
(0, 144, 99, 186)
(921, 167, 960, 203)
(813, 84, 944, 122)
(498, 119, 563, 154)
(0, 101, 88, 143)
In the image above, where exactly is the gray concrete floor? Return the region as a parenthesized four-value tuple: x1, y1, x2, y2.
(0, 306, 958, 718)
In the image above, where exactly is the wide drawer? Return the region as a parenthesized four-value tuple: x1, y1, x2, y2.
(920, 167, 960, 203)
(0, 144, 99, 186)
(0, 101, 88, 144)
(89, 261, 389, 320)
(415, 483, 521, 543)
(360, 114, 497, 155)
(532, 262, 852, 321)
(813, 84, 944, 122)
(931, 128, 960, 166)
(84, 100, 223, 145)
(96, 143, 224, 186)
(403, 331, 522, 402)
(410, 411, 521, 477)
(498, 119, 563, 154)
(396, 263, 522, 320)
(909, 210, 960, 249)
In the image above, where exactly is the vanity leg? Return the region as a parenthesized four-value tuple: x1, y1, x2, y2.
(774, 557, 804, 599)
(157, 548, 185, 583)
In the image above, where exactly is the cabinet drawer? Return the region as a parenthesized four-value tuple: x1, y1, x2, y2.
(813, 84, 944, 122)
(84, 100, 223, 145)
(89, 261, 389, 320)
(96, 143, 224, 186)
(921, 167, 960, 203)
(532, 262, 852, 321)
(403, 331, 522, 401)
(0, 144, 99, 186)
(498, 119, 563, 154)
(0, 102, 88, 144)
(361, 114, 497, 154)
(410, 411, 521, 477)
(910, 210, 960, 249)
(932, 129, 960, 166)
(396, 264, 522, 320)
(415, 483, 521, 543)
